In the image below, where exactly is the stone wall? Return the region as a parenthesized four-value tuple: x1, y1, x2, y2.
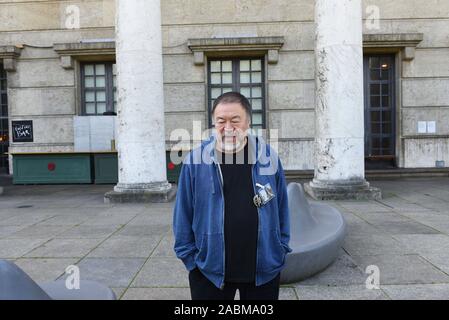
(1, 0, 449, 172)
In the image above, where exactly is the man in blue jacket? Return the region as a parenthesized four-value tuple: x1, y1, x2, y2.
(173, 92, 292, 300)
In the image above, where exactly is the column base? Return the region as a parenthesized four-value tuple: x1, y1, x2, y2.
(104, 181, 176, 203)
(304, 179, 381, 200)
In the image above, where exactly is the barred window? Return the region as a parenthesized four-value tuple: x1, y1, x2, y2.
(208, 58, 265, 130)
(81, 62, 116, 115)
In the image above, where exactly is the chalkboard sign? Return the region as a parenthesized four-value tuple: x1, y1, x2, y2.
(12, 120, 33, 142)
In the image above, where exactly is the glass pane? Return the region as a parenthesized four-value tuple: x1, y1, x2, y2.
(85, 91, 95, 102)
(240, 60, 250, 71)
(211, 73, 221, 84)
(222, 61, 232, 72)
(96, 91, 106, 102)
(222, 73, 232, 84)
(97, 103, 106, 114)
(383, 122, 391, 134)
(222, 87, 233, 94)
(370, 84, 380, 95)
(252, 113, 262, 125)
(84, 65, 94, 76)
(370, 111, 380, 122)
(381, 84, 389, 95)
(85, 103, 95, 114)
(372, 138, 380, 148)
(382, 138, 390, 149)
(382, 111, 391, 122)
(211, 88, 222, 99)
(95, 64, 105, 75)
(252, 99, 262, 110)
(370, 96, 380, 108)
(96, 76, 106, 87)
(251, 72, 261, 83)
(210, 61, 221, 72)
(240, 87, 251, 98)
(381, 69, 389, 80)
(369, 57, 379, 68)
(371, 122, 381, 134)
(251, 60, 261, 71)
(382, 96, 389, 108)
(380, 57, 390, 68)
(240, 72, 250, 83)
(370, 70, 380, 81)
(252, 87, 262, 98)
(85, 77, 95, 88)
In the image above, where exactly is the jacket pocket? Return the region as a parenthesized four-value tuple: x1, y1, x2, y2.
(258, 229, 285, 272)
(195, 233, 223, 275)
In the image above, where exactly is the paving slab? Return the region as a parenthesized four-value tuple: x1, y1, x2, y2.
(295, 285, 389, 300)
(55, 224, 121, 239)
(343, 234, 412, 256)
(70, 257, 146, 288)
(87, 235, 162, 258)
(25, 238, 103, 258)
(351, 254, 449, 285)
(391, 234, 449, 255)
(0, 238, 49, 259)
(131, 257, 190, 288)
(381, 284, 449, 300)
(294, 252, 366, 287)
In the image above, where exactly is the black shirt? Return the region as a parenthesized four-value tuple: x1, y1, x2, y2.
(217, 140, 259, 283)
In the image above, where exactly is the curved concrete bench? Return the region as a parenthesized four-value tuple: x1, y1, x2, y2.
(0, 260, 116, 300)
(280, 182, 347, 284)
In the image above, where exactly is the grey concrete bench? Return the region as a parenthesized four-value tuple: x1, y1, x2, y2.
(0, 259, 116, 300)
(280, 182, 347, 283)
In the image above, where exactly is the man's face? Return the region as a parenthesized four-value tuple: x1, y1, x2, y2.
(213, 102, 250, 153)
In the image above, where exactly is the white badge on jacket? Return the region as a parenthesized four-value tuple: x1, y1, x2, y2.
(253, 183, 275, 208)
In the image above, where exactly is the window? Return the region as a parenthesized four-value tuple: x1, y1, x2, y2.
(0, 64, 8, 173)
(81, 62, 116, 115)
(208, 58, 265, 130)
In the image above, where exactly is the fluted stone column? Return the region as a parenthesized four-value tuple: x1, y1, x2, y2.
(304, 0, 381, 200)
(104, 0, 175, 203)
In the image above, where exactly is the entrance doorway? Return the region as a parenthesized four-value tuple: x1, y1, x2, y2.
(363, 55, 396, 169)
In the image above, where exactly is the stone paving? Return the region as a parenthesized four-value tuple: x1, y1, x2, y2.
(1, 177, 449, 300)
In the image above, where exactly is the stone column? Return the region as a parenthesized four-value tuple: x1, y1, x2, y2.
(304, 0, 381, 200)
(105, 0, 175, 203)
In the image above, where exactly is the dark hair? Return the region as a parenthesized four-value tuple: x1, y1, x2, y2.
(212, 91, 251, 119)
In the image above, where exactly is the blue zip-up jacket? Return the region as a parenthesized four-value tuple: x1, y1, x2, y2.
(173, 133, 292, 289)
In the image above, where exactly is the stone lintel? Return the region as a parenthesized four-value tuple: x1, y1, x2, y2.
(363, 33, 423, 61)
(187, 36, 284, 65)
(54, 41, 116, 69)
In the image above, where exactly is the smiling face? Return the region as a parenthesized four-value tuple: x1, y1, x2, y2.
(213, 102, 250, 153)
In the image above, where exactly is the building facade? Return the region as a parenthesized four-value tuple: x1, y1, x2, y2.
(0, 0, 448, 185)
